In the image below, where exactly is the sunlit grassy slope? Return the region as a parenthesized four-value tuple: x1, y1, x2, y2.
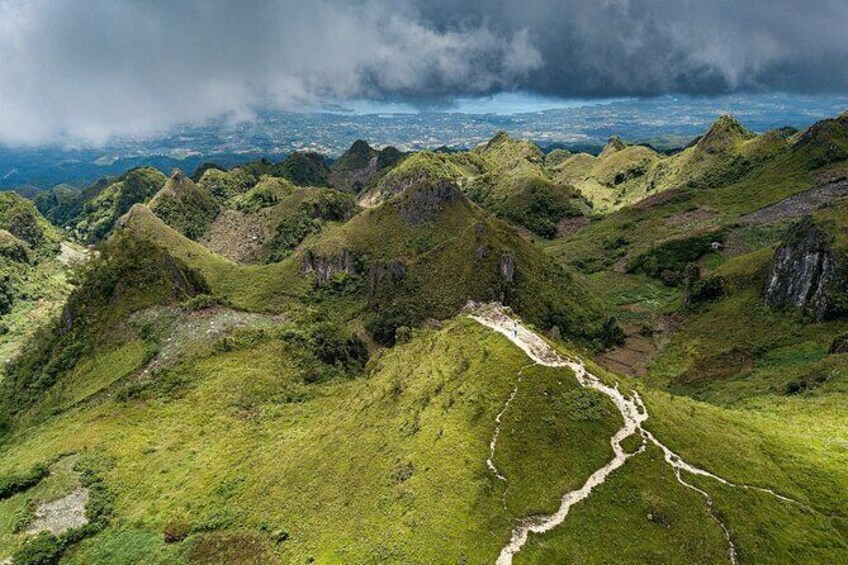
(0, 319, 620, 562)
(2, 113, 848, 564)
(2, 312, 845, 562)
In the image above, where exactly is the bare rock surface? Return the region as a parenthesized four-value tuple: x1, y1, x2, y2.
(26, 488, 89, 536)
(764, 216, 840, 321)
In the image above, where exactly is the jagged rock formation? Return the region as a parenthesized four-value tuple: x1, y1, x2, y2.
(300, 249, 356, 285)
(393, 179, 461, 225)
(694, 115, 755, 155)
(149, 170, 220, 239)
(830, 333, 848, 354)
(764, 216, 843, 321)
(599, 135, 627, 157)
(329, 140, 405, 194)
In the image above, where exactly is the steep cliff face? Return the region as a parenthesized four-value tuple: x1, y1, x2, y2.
(300, 249, 357, 285)
(764, 216, 843, 321)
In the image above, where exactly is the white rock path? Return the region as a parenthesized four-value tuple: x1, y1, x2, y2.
(468, 302, 804, 565)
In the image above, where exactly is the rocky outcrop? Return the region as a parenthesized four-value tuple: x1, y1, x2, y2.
(764, 216, 843, 321)
(301, 249, 356, 285)
(830, 333, 848, 354)
(599, 135, 627, 157)
(0, 229, 31, 263)
(393, 180, 461, 225)
(367, 259, 407, 303)
(696, 115, 754, 155)
(499, 253, 515, 283)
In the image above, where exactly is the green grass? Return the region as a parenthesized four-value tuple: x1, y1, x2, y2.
(0, 319, 620, 562)
(496, 364, 620, 516)
(0, 456, 81, 555)
(515, 445, 728, 564)
(121, 206, 310, 312)
(3, 114, 848, 563)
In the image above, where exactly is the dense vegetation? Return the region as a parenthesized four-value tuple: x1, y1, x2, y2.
(1, 113, 847, 563)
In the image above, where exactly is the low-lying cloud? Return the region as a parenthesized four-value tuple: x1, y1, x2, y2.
(0, 0, 846, 145)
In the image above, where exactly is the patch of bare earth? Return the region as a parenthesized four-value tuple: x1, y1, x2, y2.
(739, 178, 848, 225)
(57, 241, 89, 267)
(131, 306, 287, 378)
(596, 322, 658, 376)
(661, 207, 717, 229)
(26, 489, 90, 536)
(635, 188, 685, 210)
(556, 216, 590, 237)
(596, 312, 681, 377)
(199, 209, 265, 263)
(188, 532, 277, 564)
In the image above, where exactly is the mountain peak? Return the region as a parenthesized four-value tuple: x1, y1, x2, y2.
(334, 139, 377, 172)
(600, 135, 627, 157)
(487, 131, 512, 147)
(696, 114, 754, 154)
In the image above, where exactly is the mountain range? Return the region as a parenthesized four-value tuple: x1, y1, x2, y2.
(1, 111, 847, 564)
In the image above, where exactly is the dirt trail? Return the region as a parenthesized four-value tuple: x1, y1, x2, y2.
(467, 302, 802, 565)
(487, 363, 534, 505)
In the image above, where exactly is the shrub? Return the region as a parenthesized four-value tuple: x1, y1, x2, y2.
(366, 307, 419, 346)
(0, 463, 49, 500)
(628, 231, 724, 285)
(12, 532, 63, 565)
(394, 326, 413, 344)
(0, 273, 13, 315)
(181, 293, 227, 312)
(784, 369, 832, 395)
(309, 322, 368, 373)
(599, 317, 626, 349)
(830, 333, 848, 354)
(74, 453, 116, 528)
(686, 276, 727, 306)
(164, 520, 192, 543)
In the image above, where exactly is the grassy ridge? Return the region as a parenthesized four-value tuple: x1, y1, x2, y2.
(0, 320, 621, 562)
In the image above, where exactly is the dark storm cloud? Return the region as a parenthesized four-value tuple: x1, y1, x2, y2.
(0, 0, 845, 144)
(418, 0, 848, 98)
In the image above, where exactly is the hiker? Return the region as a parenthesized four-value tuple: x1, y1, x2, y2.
(512, 322, 518, 339)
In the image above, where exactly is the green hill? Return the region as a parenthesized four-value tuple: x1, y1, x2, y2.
(37, 167, 169, 244)
(0, 193, 77, 380)
(361, 135, 588, 238)
(200, 177, 358, 264)
(307, 178, 612, 345)
(551, 116, 796, 214)
(1, 113, 848, 564)
(0, 192, 60, 252)
(465, 133, 588, 237)
(148, 171, 220, 240)
(329, 140, 405, 194)
(278, 152, 331, 187)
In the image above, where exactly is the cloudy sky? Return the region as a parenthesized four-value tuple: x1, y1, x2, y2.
(1, 0, 846, 145)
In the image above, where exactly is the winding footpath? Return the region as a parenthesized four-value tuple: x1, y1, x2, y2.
(467, 302, 802, 565)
